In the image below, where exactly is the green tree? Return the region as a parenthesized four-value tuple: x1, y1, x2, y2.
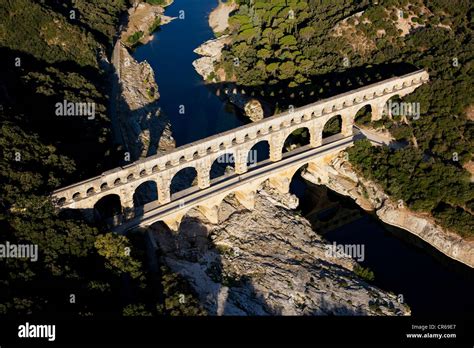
(299, 26, 315, 42)
(279, 34, 297, 48)
(279, 61, 296, 80)
(95, 233, 144, 280)
(257, 48, 272, 60)
(266, 62, 280, 77)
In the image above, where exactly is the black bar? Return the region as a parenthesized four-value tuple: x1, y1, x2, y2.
(0, 316, 472, 346)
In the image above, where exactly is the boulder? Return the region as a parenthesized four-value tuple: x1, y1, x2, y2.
(244, 99, 264, 122)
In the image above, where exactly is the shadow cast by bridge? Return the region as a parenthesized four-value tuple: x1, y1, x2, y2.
(206, 62, 420, 117)
(110, 48, 174, 164)
(146, 216, 274, 315)
(147, 213, 374, 316)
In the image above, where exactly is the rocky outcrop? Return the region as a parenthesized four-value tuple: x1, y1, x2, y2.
(192, 36, 230, 81)
(117, 44, 175, 159)
(122, 2, 175, 46)
(107, 0, 177, 161)
(244, 99, 264, 122)
(150, 183, 410, 316)
(225, 92, 265, 122)
(192, 5, 267, 122)
(193, 34, 268, 122)
(119, 45, 158, 109)
(301, 154, 474, 268)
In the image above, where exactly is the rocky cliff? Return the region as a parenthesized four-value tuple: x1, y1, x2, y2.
(301, 153, 474, 268)
(193, 36, 230, 82)
(113, 0, 177, 161)
(122, 2, 174, 46)
(150, 183, 410, 316)
(116, 44, 175, 160)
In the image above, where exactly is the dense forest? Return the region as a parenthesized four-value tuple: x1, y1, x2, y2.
(221, 0, 473, 237)
(0, 0, 204, 316)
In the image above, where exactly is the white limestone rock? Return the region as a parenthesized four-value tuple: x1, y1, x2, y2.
(151, 187, 410, 316)
(244, 99, 264, 122)
(192, 36, 229, 81)
(302, 153, 474, 268)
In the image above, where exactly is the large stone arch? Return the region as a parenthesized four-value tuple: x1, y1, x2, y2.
(268, 164, 305, 195)
(354, 104, 374, 126)
(247, 140, 270, 169)
(287, 162, 314, 208)
(322, 115, 343, 139)
(282, 126, 311, 153)
(133, 180, 158, 208)
(210, 151, 236, 180)
(170, 167, 198, 196)
(233, 187, 258, 211)
(93, 194, 122, 220)
(384, 93, 403, 121)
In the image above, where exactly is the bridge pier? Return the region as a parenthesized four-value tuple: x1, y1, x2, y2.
(270, 133, 285, 161)
(234, 149, 248, 174)
(197, 204, 220, 224)
(122, 199, 135, 220)
(370, 96, 391, 121)
(118, 187, 135, 220)
(198, 161, 211, 189)
(163, 211, 186, 231)
(269, 174, 291, 194)
(305, 159, 330, 184)
(306, 160, 319, 173)
(157, 177, 171, 205)
(341, 112, 354, 136)
(234, 188, 256, 210)
(310, 125, 323, 147)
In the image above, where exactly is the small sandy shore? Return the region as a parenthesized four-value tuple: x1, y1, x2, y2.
(209, 0, 237, 34)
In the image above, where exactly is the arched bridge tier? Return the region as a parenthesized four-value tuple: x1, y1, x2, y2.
(51, 70, 429, 230)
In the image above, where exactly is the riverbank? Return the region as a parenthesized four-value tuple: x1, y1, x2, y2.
(192, 1, 268, 121)
(150, 183, 410, 315)
(192, 35, 231, 82)
(190, 2, 474, 269)
(111, 1, 176, 160)
(192, 0, 234, 82)
(209, 0, 237, 34)
(122, 1, 175, 47)
(301, 153, 474, 268)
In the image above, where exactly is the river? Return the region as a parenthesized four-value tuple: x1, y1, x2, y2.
(132, 0, 474, 316)
(134, 0, 245, 146)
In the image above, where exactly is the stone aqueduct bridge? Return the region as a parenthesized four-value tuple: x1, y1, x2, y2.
(52, 70, 429, 231)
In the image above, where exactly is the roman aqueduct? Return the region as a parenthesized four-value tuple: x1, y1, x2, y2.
(52, 69, 429, 231)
